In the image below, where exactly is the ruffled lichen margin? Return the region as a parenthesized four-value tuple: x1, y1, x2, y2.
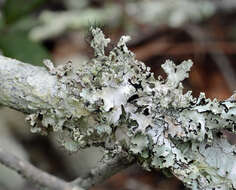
(0, 28, 236, 190)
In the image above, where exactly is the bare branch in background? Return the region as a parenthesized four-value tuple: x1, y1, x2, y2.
(214, 0, 236, 12)
(72, 152, 134, 189)
(0, 146, 83, 190)
(184, 24, 236, 92)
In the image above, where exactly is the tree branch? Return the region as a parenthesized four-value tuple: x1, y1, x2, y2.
(1, 28, 236, 190)
(72, 152, 134, 189)
(0, 146, 83, 190)
(0, 56, 57, 114)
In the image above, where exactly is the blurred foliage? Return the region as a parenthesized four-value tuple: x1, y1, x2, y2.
(0, 0, 217, 66)
(0, 0, 50, 66)
(2, 0, 46, 24)
(29, 0, 216, 42)
(0, 32, 49, 65)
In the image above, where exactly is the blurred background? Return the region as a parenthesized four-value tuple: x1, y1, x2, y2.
(0, 0, 236, 189)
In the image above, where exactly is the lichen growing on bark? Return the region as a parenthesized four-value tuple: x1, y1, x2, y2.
(25, 28, 236, 190)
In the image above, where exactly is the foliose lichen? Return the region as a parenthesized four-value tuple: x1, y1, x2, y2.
(26, 27, 236, 190)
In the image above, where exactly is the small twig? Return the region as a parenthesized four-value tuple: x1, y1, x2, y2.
(0, 145, 133, 190)
(214, 0, 236, 12)
(0, 146, 83, 190)
(72, 152, 134, 189)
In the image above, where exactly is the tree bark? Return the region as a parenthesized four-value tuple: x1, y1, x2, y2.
(0, 28, 236, 190)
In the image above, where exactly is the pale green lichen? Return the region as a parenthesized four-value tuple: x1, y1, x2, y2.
(26, 27, 236, 190)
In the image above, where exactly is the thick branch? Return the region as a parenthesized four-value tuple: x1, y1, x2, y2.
(1, 28, 236, 190)
(0, 146, 83, 190)
(0, 56, 57, 114)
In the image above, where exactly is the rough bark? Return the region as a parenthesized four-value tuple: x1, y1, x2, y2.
(0, 28, 236, 190)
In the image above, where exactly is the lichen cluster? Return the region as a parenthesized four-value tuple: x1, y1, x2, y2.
(26, 28, 236, 190)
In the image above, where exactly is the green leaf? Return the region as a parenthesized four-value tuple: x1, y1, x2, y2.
(0, 32, 50, 66)
(0, 15, 5, 31)
(3, 0, 46, 24)
(9, 16, 39, 33)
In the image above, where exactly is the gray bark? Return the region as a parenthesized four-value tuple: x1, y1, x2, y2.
(0, 28, 236, 190)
